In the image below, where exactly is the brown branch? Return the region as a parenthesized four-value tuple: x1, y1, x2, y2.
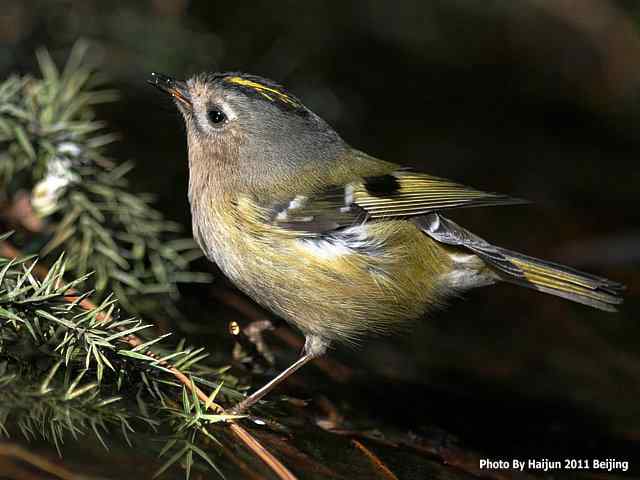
(229, 424, 297, 480)
(0, 192, 45, 233)
(0, 240, 298, 480)
(315, 395, 344, 431)
(331, 427, 538, 480)
(351, 439, 399, 480)
(217, 440, 267, 480)
(251, 429, 346, 480)
(0, 443, 85, 480)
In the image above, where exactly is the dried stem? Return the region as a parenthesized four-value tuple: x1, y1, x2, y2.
(351, 439, 399, 480)
(0, 443, 86, 480)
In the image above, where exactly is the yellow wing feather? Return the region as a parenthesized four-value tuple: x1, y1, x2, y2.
(352, 171, 524, 218)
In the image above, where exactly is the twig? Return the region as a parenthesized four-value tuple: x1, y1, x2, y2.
(0, 457, 52, 480)
(0, 443, 87, 480)
(251, 430, 345, 479)
(0, 240, 298, 480)
(351, 439, 399, 480)
(217, 440, 267, 480)
(335, 428, 536, 480)
(229, 424, 296, 480)
(0, 192, 45, 233)
(315, 395, 344, 432)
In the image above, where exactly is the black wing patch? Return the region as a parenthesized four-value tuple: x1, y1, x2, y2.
(363, 174, 401, 197)
(353, 171, 526, 219)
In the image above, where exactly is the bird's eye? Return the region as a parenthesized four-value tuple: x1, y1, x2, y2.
(207, 109, 226, 125)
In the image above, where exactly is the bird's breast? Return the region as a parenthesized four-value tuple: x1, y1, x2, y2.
(190, 192, 454, 343)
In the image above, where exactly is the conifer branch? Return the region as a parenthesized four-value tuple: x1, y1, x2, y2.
(0, 42, 297, 479)
(0, 237, 296, 479)
(0, 41, 209, 320)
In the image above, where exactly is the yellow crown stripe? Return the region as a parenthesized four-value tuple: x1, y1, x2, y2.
(226, 76, 299, 106)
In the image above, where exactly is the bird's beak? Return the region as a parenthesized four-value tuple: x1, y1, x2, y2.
(148, 72, 192, 109)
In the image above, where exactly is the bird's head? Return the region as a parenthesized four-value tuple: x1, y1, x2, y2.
(149, 72, 346, 197)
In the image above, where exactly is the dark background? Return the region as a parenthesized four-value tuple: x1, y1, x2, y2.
(2, 1, 639, 478)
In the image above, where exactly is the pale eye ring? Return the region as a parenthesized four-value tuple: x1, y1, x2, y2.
(207, 108, 226, 125)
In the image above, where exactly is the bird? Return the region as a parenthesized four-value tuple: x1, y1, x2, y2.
(149, 71, 624, 413)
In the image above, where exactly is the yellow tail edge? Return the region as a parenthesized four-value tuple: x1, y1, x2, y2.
(495, 249, 624, 312)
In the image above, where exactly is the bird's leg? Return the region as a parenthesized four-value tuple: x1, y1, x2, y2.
(231, 335, 327, 414)
(231, 353, 315, 414)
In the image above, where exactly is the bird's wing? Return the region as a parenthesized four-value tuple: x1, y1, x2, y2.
(268, 169, 525, 235)
(352, 170, 525, 218)
(414, 212, 523, 276)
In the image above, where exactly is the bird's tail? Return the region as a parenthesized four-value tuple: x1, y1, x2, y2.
(418, 213, 624, 312)
(488, 248, 624, 312)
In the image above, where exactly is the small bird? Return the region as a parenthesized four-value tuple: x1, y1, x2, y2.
(149, 72, 624, 413)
